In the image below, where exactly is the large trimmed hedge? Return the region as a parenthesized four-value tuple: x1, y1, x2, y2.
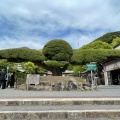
(0, 47, 46, 62)
(71, 49, 120, 64)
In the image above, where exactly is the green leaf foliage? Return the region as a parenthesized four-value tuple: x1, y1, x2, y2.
(23, 62, 37, 74)
(67, 63, 73, 70)
(0, 47, 46, 62)
(72, 65, 86, 76)
(71, 49, 120, 64)
(111, 37, 120, 47)
(0, 59, 8, 70)
(42, 39, 73, 61)
(44, 60, 69, 68)
(23, 61, 46, 74)
(81, 41, 112, 49)
(94, 31, 120, 44)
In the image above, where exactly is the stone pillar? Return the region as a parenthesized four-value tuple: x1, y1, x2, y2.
(104, 71, 108, 85)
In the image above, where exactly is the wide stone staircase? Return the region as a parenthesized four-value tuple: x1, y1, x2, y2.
(0, 98, 120, 120)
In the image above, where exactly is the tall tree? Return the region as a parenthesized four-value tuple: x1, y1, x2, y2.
(42, 39, 73, 76)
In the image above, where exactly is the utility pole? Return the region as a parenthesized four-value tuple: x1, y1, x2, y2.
(78, 39, 80, 48)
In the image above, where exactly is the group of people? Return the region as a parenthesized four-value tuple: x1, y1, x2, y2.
(0, 69, 15, 89)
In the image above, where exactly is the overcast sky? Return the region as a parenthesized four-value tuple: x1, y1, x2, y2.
(0, 0, 120, 50)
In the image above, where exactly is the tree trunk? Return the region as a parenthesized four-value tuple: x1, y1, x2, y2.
(51, 68, 62, 76)
(34, 62, 68, 76)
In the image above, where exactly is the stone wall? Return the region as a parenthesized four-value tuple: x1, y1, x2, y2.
(15, 77, 94, 91)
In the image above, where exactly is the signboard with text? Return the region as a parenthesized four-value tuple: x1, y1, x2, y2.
(86, 64, 96, 71)
(26, 74, 40, 85)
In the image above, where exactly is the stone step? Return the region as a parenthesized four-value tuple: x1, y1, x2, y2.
(0, 98, 120, 119)
(0, 110, 119, 120)
(0, 98, 120, 106)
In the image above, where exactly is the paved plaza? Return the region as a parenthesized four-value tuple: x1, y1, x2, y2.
(0, 85, 119, 99)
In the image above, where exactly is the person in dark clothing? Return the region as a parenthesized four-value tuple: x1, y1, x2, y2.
(113, 79, 119, 85)
(0, 69, 6, 89)
(10, 72, 15, 88)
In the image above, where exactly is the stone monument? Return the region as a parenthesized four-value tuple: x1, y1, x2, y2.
(26, 74, 40, 90)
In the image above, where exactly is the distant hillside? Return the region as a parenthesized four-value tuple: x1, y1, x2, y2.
(94, 31, 120, 44)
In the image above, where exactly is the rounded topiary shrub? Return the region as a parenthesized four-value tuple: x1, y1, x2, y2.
(42, 39, 73, 61)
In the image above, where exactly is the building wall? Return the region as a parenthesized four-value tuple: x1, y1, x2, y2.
(114, 45, 120, 49)
(103, 60, 120, 85)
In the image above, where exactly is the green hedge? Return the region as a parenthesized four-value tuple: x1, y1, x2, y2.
(0, 47, 46, 62)
(71, 49, 120, 64)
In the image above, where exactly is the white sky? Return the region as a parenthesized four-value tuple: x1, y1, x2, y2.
(0, 0, 120, 50)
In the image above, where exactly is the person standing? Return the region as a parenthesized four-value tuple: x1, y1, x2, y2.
(6, 73, 12, 88)
(10, 72, 15, 88)
(0, 69, 6, 89)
